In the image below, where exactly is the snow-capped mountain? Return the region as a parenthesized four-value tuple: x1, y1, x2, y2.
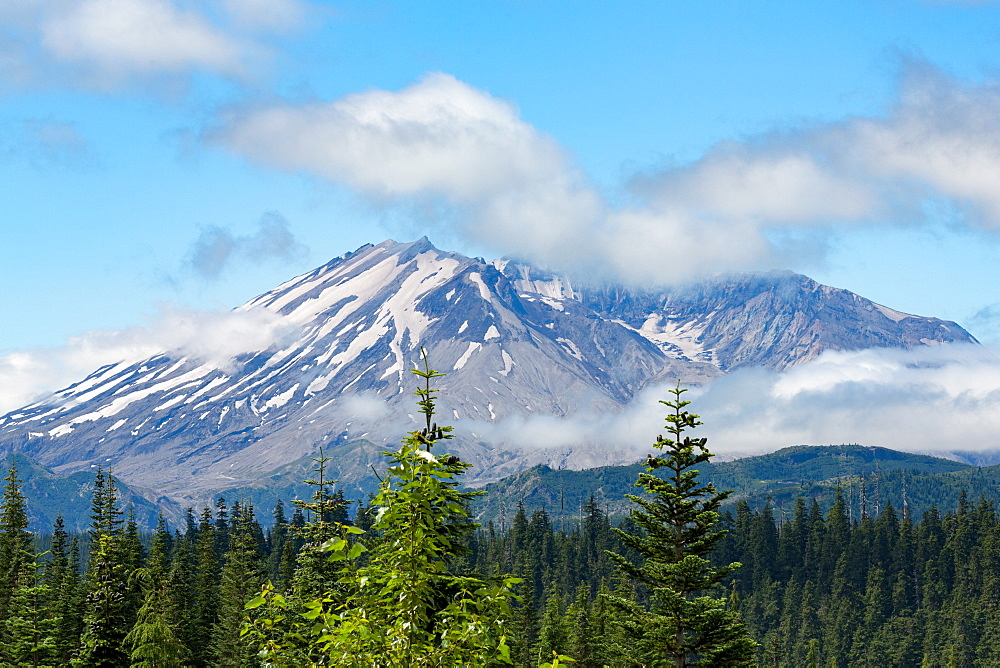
(0, 238, 976, 504)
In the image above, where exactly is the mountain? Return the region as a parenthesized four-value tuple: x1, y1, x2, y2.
(470, 445, 980, 526)
(0, 238, 977, 507)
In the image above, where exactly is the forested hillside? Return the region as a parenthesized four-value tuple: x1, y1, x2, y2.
(3, 369, 999, 666)
(3, 455, 999, 665)
(472, 444, 980, 526)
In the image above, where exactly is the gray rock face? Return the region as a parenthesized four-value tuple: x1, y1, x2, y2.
(570, 270, 975, 371)
(0, 239, 977, 505)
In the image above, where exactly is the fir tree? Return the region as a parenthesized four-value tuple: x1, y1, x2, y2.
(0, 557, 61, 667)
(74, 532, 130, 666)
(211, 503, 267, 667)
(0, 462, 33, 621)
(290, 447, 348, 599)
(125, 566, 189, 667)
(189, 506, 221, 665)
(74, 469, 131, 667)
(608, 382, 757, 667)
(45, 515, 84, 662)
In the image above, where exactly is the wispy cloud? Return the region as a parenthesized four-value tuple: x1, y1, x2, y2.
(967, 303, 1000, 346)
(1, 118, 95, 168)
(0, 0, 310, 89)
(183, 211, 307, 280)
(213, 66, 1000, 286)
(0, 305, 297, 414)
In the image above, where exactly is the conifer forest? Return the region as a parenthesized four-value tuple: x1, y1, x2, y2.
(2, 364, 999, 666)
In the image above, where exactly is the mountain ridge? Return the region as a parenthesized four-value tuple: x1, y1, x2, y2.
(0, 238, 977, 506)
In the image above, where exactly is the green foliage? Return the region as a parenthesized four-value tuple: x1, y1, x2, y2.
(0, 557, 61, 666)
(608, 382, 757, 667)
(212, 503, 267, 667)
(74, 532, 131, 666)
(125, 567, 189, 667)
(244, 349, 518, 666)
(0, 462, 33, 621)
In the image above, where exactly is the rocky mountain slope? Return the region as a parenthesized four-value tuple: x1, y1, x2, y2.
(0, 238, 976, 506)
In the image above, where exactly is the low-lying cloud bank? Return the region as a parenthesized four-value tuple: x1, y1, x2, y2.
(459, 344, 1000, 460)
(0, 306, 295, 413)
(214, 66, 1000, 287)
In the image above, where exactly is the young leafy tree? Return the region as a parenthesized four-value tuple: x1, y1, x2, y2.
(245, 349, 519, 666)
(608, 383, 757, 667)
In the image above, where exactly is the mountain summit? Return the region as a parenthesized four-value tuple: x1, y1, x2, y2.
(0, 239, 976, 503)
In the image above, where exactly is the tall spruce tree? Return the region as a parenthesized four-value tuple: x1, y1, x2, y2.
(74, 469, 131, 667)
(0, 462, 33, 621)
(608, 383, 756, 667)
(211, 503, 267, 667)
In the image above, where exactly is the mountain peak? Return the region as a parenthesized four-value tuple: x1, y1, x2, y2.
(0, 238, 978, 507)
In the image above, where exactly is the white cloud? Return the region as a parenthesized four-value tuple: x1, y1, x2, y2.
(221, 0, 305, 32)
(213, 72, 604, 271)
(0, 305, 296, 414)
(638, 67, 1000, 233)
(41, 0, 250, 81)
(216, 68, 1000, 286)
(0, 0, 306, 88)
(694, 344, 1000, 456)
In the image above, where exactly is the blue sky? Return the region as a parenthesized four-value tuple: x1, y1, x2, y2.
(4, 1, 1000, 444)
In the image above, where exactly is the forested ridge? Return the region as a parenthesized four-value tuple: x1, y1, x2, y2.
(3, 457, 1000, 665)
(2, 369, 999, 665)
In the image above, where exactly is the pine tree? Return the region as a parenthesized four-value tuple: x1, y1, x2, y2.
(211, 503, 267, 667)
(608, 383, 757, 667)
(0, 558, 61, 666)
(0, 462, 33, 621)
(189, 506, 221, 665)
(74, 469, 131, 667)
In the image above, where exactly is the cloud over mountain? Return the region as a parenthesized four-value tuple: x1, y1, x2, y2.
(215, 67, 1000, 287)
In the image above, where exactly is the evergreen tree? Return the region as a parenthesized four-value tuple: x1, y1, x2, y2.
(245, 349, 517, 666)
(290, 448, 348, 599)
(74, 469, 131, 667)
(0, 462, 33, 621)
(45, 515, 84, 662)
(211, 503, 267, 667)
(74, 532, 130, 666)
(189, 506, 221, 665)
(608, 383, 756, 667)
(0, 557, 61, 666)
(125, 567, 189, 667)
